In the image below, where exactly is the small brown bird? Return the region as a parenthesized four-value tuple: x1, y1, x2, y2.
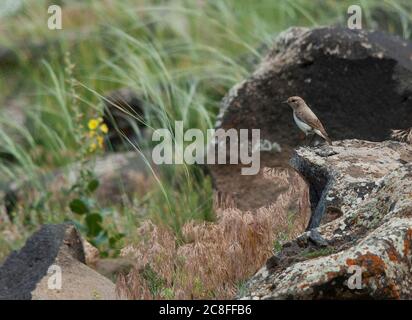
(284, 96, 332, 145)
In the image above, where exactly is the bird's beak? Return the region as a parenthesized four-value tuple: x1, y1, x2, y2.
(281, 100, 288, 104)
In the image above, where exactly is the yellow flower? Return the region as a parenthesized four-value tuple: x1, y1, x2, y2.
(99, 123, 108, 134)
(89, 142, 97, 153)
(97, 136, 104, 149)
(88, 130, 96, 138)
(88, 119, 99, 130)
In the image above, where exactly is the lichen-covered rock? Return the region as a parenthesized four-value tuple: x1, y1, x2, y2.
(292, 139, 412, 228)
(239, 140, 412, 299)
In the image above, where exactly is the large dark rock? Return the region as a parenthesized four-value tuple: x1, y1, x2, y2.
(210, 26, 412, 212)
(0, 223, 116, 300)
(239, 140, 412, 299)
(217, 27, 412, 148)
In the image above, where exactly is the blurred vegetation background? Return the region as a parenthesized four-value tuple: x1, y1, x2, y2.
(0, 0, 411, 261)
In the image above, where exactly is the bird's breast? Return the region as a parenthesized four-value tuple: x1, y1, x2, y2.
(293, 112, 312, 134)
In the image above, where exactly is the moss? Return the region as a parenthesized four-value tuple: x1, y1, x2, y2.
(302, 247, 335, 259)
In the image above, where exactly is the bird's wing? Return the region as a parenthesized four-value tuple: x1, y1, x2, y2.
(295, 109, 330, 139)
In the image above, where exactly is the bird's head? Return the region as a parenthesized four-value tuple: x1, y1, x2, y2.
(283, 96, 305, 110)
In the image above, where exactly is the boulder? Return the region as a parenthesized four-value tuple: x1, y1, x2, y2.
(239, 140, 412, 299)
(90, 151, 155, 205)
(81, 238, 100, 268)
(0, 223, 117, 300)
(217, 26, 412, 147)
(210, 27, 412, 211)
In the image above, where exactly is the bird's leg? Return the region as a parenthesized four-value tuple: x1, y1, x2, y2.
(302, 134, 308, 145)
(297, 132, 306, 146)
(308, 133, 316, 146)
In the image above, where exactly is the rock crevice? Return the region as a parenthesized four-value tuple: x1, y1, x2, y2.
(239, 140, 412, 300)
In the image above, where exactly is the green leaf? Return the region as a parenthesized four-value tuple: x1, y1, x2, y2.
(70, 219, 87, 233)
(69, 198, 89, 214)
(92, 230, 108, 247)
(87, 179, 100, 193)
(86, 213, 103, 237)
(109, 233, 125, 246)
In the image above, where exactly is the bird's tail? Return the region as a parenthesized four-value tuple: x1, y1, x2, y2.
(315, 129, 332, 145)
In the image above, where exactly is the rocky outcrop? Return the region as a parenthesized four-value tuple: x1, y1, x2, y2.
(217, 26, 412, 147)
(209, 26, 412, 212)
(239, 140, 412, 299)
(0, 223, 117, 300)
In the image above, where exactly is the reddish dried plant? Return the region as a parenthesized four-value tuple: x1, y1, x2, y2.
(391, 128, 412, 144)
(116, 168, 310, 299)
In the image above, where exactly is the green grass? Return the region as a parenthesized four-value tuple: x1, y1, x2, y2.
(303, 247, 336, 259)
(0, 0, 411, 260)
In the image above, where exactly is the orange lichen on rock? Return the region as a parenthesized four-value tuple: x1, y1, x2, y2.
(383, 282, 401, 299)
(326, 271, 340, 281)
(403, 228, 412, 256)
(386, 246, 400, 262)
(346, 252, 386, 276)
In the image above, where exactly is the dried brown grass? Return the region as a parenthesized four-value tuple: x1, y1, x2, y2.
(391, 128, 412, 144)
(116, 168, 310, 299)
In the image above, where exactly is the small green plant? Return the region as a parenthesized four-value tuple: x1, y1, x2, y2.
(68, 169, 124, 256)
(192, 277, 204, 297)
(236, 280, 248, 298)
(273, 232, 288, 254)
(303, 247, 335, 259)
(63, 53, 124, 256)
(160, 288, 175, 299)
(140, 265, 166, 297)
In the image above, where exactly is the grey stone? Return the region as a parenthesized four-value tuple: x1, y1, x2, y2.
(0, 223, 117, 300)
(239, 140, 412, 299)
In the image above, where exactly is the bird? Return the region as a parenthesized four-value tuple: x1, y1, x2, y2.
(283, 96, 332, 145)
